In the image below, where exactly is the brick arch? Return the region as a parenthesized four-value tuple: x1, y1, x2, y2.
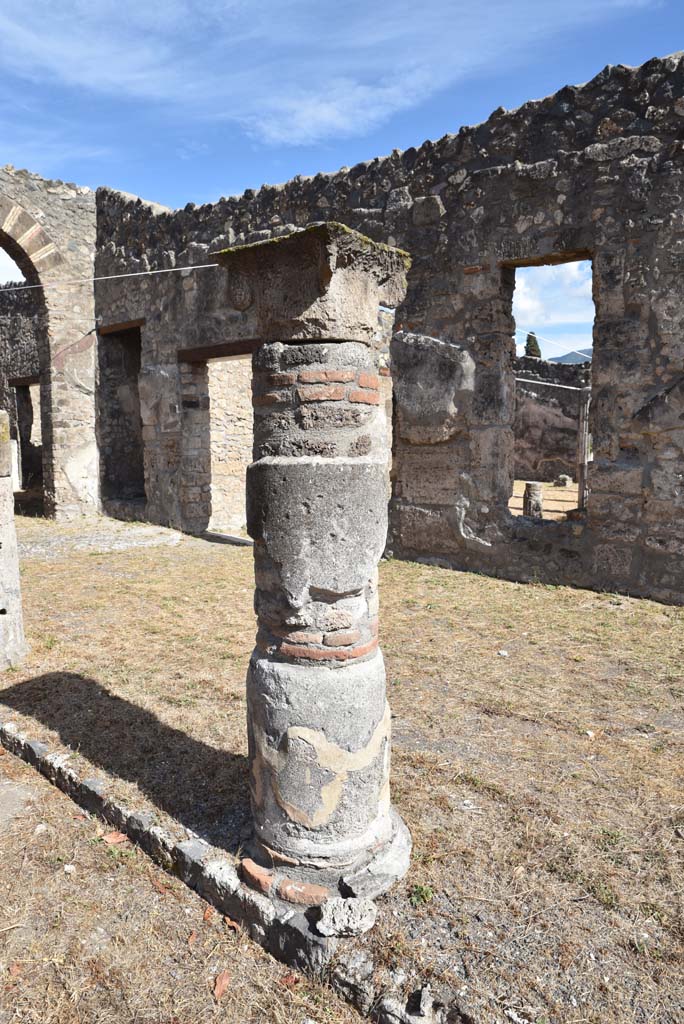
(0, 196, 60, 369)
(0, 173, 98, 519)
(0, 195, 67, 517)
(0, 195, 65, 287)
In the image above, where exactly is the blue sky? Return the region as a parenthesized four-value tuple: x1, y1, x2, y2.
(0, 0, 679, 353)
(513, 262, 595, 359)
(0, 0, 679, 207)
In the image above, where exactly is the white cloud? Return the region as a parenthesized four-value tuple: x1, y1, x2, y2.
(513, 261, 594, 328)
(175, 140, 211, 162)
(0, 0, 657, 147)
(513, 261, 594, 359)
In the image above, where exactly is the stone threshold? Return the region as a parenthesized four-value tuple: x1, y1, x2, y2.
(201, 530, 254, 547)
(0, 719, 446, 1024)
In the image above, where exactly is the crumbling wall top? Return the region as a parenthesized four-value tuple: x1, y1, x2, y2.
(96, 53, 684, 269)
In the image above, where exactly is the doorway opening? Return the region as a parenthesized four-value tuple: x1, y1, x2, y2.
(509, 258, 594, 521)
(0, 247, 46, 516)
(10, 378, 43, 514)
(96, 326, 146, 517)
(207, 354, 252, 537)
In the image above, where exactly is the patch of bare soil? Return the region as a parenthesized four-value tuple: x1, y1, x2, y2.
(1, 515, 682, 1023)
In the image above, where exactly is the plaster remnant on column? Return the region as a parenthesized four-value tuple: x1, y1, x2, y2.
(250, 695, 391, 832)
(214, 224, 412, 916)
(0, 410, 27, 669)
(247, 653, 392, 857)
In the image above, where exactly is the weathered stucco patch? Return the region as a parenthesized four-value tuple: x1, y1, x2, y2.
(252, 703, 391, 829)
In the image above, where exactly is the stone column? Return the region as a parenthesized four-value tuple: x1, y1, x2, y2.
(0, 411, 26, 669)
(215, 224, 412, 903)
(523, 481, 543, 518)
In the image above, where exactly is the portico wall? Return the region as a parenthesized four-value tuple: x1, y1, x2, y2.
(91, 55, 684, 602)
(1, 55, 683, 602)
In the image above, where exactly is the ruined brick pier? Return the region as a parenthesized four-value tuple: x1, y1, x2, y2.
(0, 410, 26, 669)
(215, 224, 412, 907)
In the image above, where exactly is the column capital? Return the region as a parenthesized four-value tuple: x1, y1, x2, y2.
(213, 222, 411, 344)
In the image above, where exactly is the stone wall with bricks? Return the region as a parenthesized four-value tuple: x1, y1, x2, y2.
(0, 166, 98, 516)
(91, 53, 684, 602)
(513, 356, 591, 482)
(0, 55, 676, 598)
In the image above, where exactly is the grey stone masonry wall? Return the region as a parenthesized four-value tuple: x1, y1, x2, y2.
(513, 356, 591, 481)
(86, 54, 684, 602)
(0, 166, 98, 517)
(0, 283, 42, 443)
(0, 411, 26, 668)
(0, 60, 679, 602)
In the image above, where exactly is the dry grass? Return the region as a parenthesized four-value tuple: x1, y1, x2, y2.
(371, 559, 683, 1022)
(0, 751, 359, 1024)
(2, 514, 683, 1023)
(509, 479, 579, 521)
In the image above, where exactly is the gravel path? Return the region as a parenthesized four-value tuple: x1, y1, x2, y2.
(16, 515, 182, 560)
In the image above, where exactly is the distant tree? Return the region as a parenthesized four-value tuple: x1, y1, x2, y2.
(525, 331, 542, 358)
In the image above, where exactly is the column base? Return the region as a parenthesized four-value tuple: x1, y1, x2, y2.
(240, 806, 411, 913)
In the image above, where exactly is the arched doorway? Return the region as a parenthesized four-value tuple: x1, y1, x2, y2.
(0, 237, 49, 515)
(0, 180, 99, 519)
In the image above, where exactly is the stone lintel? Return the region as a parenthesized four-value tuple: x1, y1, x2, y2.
(212, 222, 411, 343)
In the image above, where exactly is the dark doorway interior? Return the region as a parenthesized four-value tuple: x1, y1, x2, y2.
(15, 382, 42, 488)
(97, 326, 146, 516)
(11, 378, 44, 516)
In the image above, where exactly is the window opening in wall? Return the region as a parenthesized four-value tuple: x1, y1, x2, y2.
(0, 248, 46, 515)
(509, 259, 594, 521)
(207, 354, 253, 539)
(96, 326, 146, 518)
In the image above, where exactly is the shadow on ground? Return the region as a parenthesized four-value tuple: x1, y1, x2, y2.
(13, 487, 45, 517)
(0, 673, 251, 851)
